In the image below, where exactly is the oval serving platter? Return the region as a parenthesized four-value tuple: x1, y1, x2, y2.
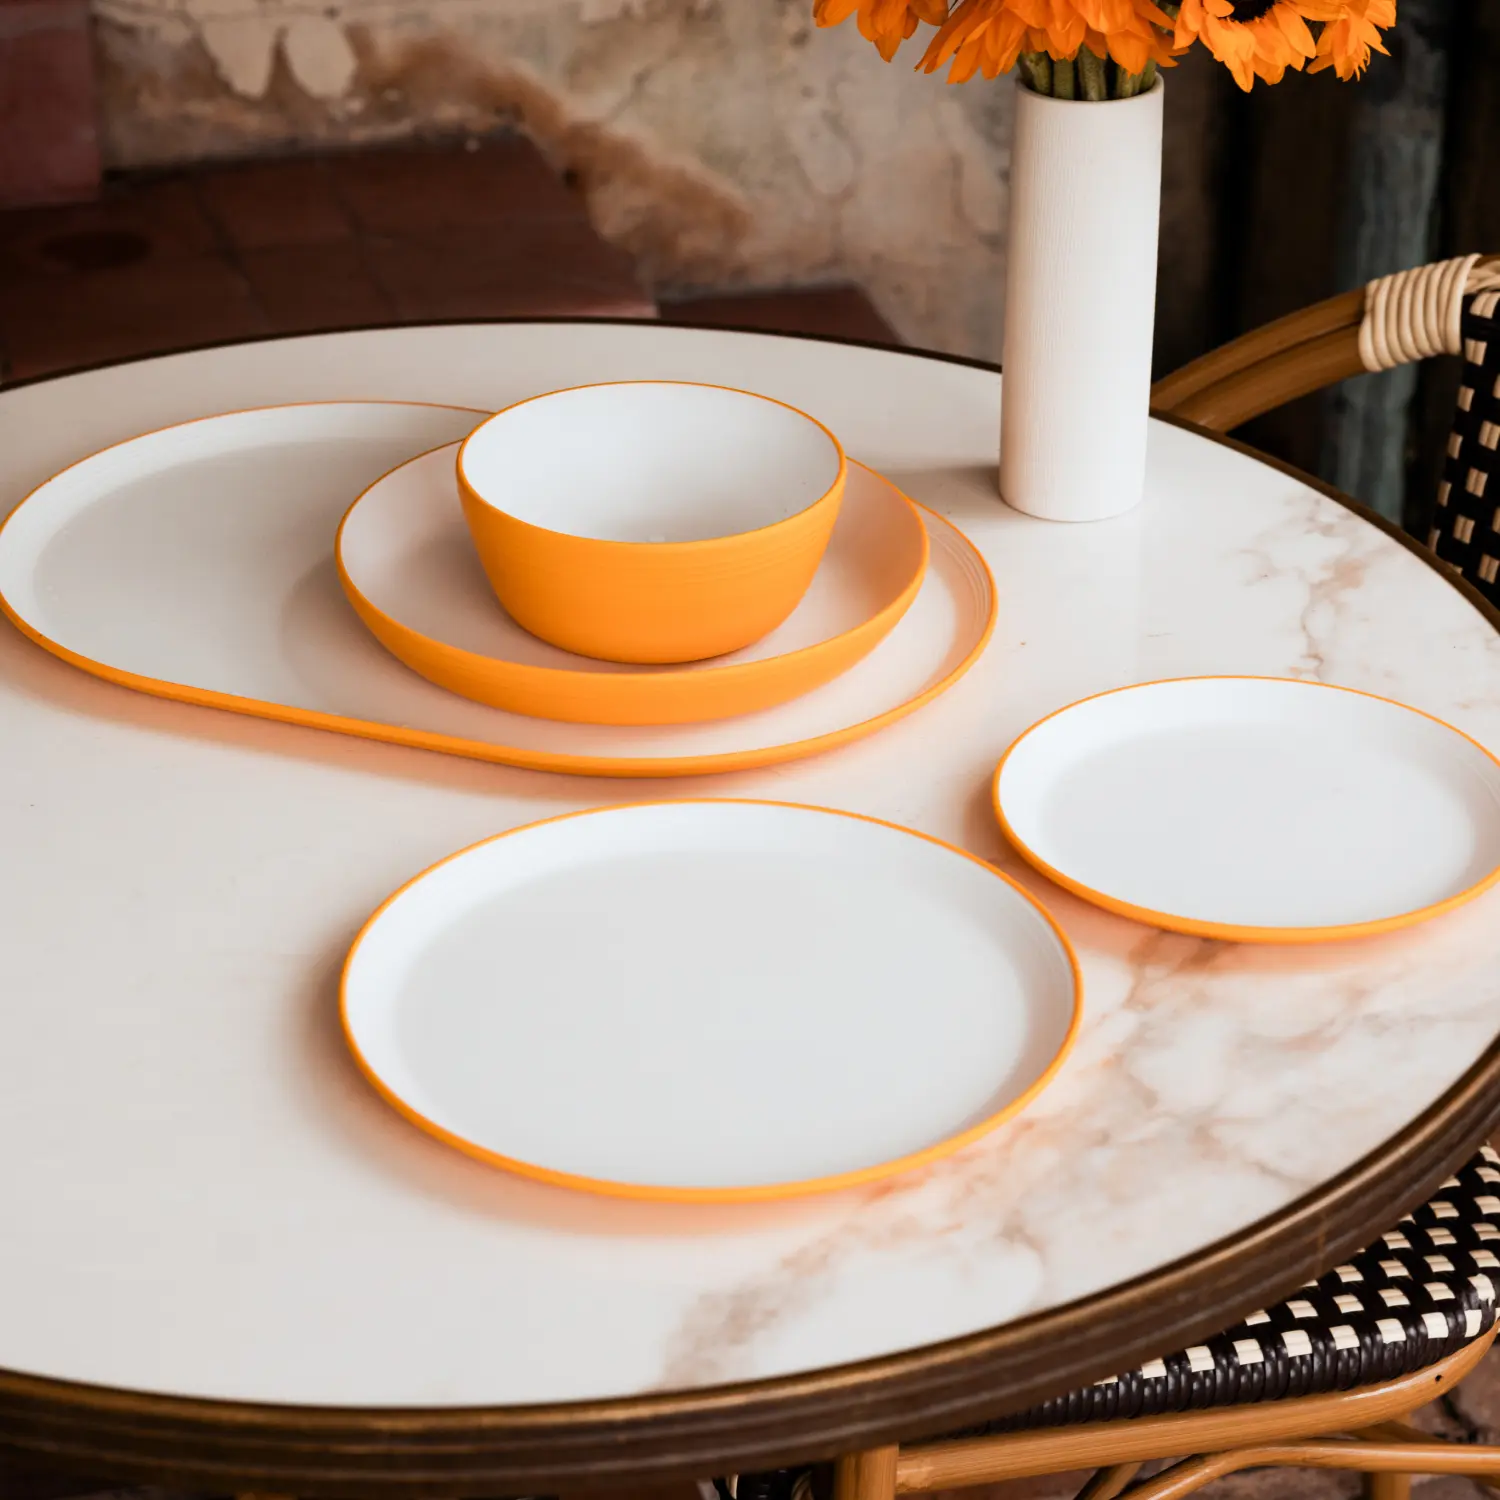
(0, 401, 996, 778)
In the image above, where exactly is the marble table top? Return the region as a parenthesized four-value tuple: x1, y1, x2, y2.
(0, 323, 1498, 1415)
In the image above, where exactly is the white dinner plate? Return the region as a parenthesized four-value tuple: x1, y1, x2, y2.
(993, 677, 1500, 943)
(341, 800, 1082, 1201)
(0, 402, 994, 778)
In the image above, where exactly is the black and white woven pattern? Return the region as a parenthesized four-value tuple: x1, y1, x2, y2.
(722, 1147, 1500, 1500)
(975, 1145, 1500, 1429)
(1430, 291, 1500, 602)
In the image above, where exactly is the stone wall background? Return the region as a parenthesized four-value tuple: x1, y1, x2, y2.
(85, 0, 1233, 369)
(89, 0, 1014, 359)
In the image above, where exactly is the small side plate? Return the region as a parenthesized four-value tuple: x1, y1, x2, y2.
(994, 676, 1500, 943)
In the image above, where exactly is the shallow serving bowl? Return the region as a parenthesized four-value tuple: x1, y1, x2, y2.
(455, 381, 847, 664)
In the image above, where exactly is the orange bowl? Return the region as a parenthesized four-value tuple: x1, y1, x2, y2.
(455, 382, 847, 665)
(338, 449, 929, 726)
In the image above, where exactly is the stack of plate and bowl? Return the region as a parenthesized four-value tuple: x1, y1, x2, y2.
(336, 381, 936, 730)
(330, 382, 1087, 1203)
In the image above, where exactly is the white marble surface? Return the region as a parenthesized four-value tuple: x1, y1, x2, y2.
(0, 323, 1498, 1409)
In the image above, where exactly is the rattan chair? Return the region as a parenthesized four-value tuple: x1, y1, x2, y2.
(724, 1148, 1500, 1500)
(1152, 253, 1500, 597)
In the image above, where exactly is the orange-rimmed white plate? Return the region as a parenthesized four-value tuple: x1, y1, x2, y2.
(993, 677, 1500, 944)
(0, 401, 995, 779)
(341, 800, 1083, 1203)
(336, 445, 928, 725)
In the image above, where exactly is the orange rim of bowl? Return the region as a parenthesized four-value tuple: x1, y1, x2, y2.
(335, 445, 929, 725)
(992, 675, 1500, 945)
(0, 400, 998, 778)
(340, 798, 1085, 1204)
(454, 380, 849, 549)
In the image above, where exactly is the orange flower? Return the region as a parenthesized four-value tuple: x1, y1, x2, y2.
(919, 0, 1172, 81)
(1075, 0, 1177, 73)
(1173, 0, 1339, 90)
(1310, 0, 1395, 78)
(918, 0, 1037, 80)
(813, 0, 950, 61)
(814, 0, 1393, 91)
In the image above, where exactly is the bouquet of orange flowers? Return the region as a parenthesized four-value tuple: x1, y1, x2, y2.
(814, 0, 1395, 96)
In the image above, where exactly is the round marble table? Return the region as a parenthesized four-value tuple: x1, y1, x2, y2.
(1, 322, 1499, 1496)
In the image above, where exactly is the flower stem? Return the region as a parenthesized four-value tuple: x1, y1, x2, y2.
(1053, 56, 1076, 99)
(1114, 57, 1157, 97)
(1018, 50, 1053, 95)
(1077, 47, 1108, 100)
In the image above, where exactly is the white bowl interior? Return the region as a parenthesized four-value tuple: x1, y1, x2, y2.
(459, 383, 844, 543)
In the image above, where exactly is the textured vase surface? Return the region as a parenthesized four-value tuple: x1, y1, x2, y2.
(1000, 79, 1164, 523)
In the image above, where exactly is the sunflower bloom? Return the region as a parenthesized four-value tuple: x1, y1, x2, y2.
(1076, 0, 1178, 72)
(814, 0, 951, 61)
(814, 0, 1392, 92)
(920, 0, 1172, 80)
(1009, 0, 1088, 60)
(1310, 0, 1395, 78)
(921, 0, 1083, 76)
(1174, 0, 1339, 90)
(919, 0, 1031, 79)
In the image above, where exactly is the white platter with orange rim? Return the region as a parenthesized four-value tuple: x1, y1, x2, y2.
(341, 799, 1082, 1203)
(0, 400, 994, 778)
(993, 677, 1500, 944)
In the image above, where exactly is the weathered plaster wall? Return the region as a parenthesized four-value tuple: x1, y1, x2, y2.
(92, 0, 1014, 358)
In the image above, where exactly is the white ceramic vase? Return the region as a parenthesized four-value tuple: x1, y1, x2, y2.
(999, 79, 1164, 523)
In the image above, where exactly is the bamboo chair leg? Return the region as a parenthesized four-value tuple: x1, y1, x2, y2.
(1076, 1462, 1144, 1500)
(835, 1447, 899, 1500)
(1357, 1418, 1424, 1500)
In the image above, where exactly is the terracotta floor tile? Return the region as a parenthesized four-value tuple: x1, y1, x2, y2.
(662, 286, 900, 346)
(240, 240, 394, 334)
(194, 154, 352, 250)
(0, 142, 889, 386)
(476, 132, 595, 220)
(478, 214, 644, 287)
(0, 0, 100, 209)
(0, 254, 264, 381)
(328, 137, 591, 237)
(363, 230, 652, 321)
(0, 175, 219, 280)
